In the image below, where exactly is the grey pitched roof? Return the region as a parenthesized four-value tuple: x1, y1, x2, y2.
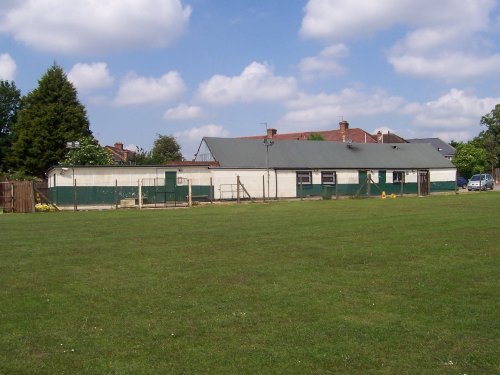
(406, 138, 456, 157)
(202, 137, 455, 169)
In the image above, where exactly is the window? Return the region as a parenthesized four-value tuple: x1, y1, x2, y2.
(321, 171, 336, 185)
(393, 171, 404, 183)
(296, 171, 312, 185)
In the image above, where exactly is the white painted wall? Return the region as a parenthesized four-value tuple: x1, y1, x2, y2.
(48, 166, 457, 198)
(429, 168, 456, 182)
(276, 170, 297, 198)
(49, 166, 210, 188)
(337, 170, 359, 184)
(210, 169, 273, 199)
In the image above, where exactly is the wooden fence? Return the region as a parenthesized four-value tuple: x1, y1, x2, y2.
(0, 180, 48, 213)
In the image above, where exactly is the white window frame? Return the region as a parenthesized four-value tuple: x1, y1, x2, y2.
(321, 171, 336, 185)
(296, 171, 312, 185)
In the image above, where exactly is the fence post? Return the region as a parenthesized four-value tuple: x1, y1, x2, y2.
(262, 175, 266, 202)
(237, 176, 241, 204)
(115, 180, 118, 209)
(210, 177, 213, 203)
(138, 179, 143, 209)
(335, 173, 339, 200)
(30, 181, 36, 213)
(188, 179, 192, 207)
(73, 178, 77, 211)
(11, 183, 14, 212)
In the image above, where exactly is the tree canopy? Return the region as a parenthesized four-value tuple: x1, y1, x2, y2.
(0, 80, 21, 171)
(8, 64, 92, 177)
(453, 142, 488, 178)
(307, 132, 325, 141)
(61, 136, 114, 166)
(136, 134, 183, 165)
(477, 104, 500, 173)
(451, 103, 499, 177)
(151, 134, 183, 163)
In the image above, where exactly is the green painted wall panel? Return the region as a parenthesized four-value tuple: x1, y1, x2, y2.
(431, 181, 455, 191)
(50, 185, 214, 206)
(294, 181, 453, 198)
(49, 179, 454, 205)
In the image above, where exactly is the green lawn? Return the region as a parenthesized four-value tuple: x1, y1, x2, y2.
(1, 193, 499, 374)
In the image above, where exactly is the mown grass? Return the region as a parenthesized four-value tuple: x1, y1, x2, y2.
(1, 193, 499, 374)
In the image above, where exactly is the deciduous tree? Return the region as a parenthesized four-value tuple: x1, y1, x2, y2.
(477, 103, 500, 174)
(61, 136, 114, 166)
(134, 146, 154, 165)
(452, 142, 488, 178)
(307, 132, 325, 141)
(150, 134, 183, 164)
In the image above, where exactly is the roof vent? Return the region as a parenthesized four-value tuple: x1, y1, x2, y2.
(346, 139, 353, 148)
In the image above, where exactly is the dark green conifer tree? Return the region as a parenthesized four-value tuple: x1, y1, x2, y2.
(9, 64, 92, 177)
(0, 80, 21, 171)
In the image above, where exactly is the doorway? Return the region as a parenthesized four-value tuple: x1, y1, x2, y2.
(418, 170, 430, 196)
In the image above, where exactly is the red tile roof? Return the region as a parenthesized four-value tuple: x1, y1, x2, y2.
(166, 161, 220, 167)
(104, 142, 136, 164)
(242, 128, 378, 143)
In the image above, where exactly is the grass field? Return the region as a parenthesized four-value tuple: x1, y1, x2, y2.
(1, 193, 499, 374)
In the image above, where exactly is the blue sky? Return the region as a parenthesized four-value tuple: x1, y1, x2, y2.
(1, 0, 500, 159)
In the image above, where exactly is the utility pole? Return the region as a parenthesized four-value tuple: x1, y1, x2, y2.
(263, 138, 274, 199)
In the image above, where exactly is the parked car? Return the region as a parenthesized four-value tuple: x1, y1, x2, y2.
(467, 174, 495, 191)
(457, 176, 468, 189)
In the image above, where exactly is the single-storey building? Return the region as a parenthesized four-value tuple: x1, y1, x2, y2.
(47, 137, 456, 207)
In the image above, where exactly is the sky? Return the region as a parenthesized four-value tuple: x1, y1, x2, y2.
(1, 0, 500, 159)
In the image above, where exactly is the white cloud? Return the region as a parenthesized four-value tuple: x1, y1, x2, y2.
(0, 0, 191, 54)
(300, 0, 494, 41)
(164, 104, 204, 120)
(389, 52, 500, 81)
(301, 0, 499, 81)
(198, 62, 298, 105)
(408, 89, 499, 130)
(433, 130, 472, 143)
(114, 71, 186, 106)
(372, 126, 395, 134)
(299, 44, 348, 80)
(68, 62, 114, 93)
(281, 87, 499, 141)
(175, 124, 230, 141)
(175, 124, 230, 159)
(282, 89, 405, 129)
(0, 53, 16, 80)
(388, 23, 500, 81)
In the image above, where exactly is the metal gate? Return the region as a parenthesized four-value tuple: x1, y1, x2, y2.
(140, 174, 188, 208)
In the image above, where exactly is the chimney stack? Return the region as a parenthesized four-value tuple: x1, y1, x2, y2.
(339, 120, 349, 142)
(114, 142, 124, 150)
(267, 128, 277, 139)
